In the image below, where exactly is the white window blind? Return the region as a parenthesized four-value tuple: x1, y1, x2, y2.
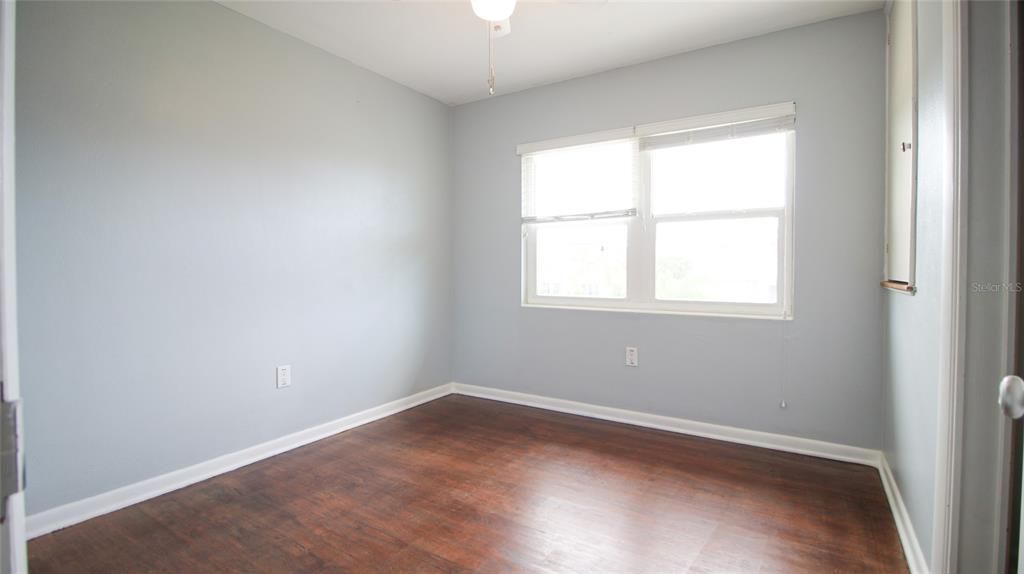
(640, 114, 795, 151)
(521, 138, 639, 223)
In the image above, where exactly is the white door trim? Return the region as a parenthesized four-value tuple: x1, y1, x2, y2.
(930, 0, 968, 572)
(0, 0, 25, 571)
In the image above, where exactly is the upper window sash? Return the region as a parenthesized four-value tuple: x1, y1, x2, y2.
(521, 138, 640, 220)
(518, 102, 795, 225)
(645, 128, 792, 217)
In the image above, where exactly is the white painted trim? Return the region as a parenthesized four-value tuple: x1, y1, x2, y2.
(451, 382, 928, 572)
(26, 383, 454, 539)
(0, 0, 17, 407)
(0, 0, 25, 571)
(931, 0, 967, 572)
(880, 454, 931, 573)
(520, 302, 792, 321)
(28, 380, 921, 574)
(451, 383, 879, 466)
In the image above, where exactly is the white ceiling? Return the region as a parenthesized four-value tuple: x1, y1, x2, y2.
(221, 1, 883, 106)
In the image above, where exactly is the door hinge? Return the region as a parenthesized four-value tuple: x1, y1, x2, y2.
(0, 399, 22, 522)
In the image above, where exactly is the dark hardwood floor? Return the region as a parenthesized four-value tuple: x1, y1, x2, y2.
(29, 395, 907, 573)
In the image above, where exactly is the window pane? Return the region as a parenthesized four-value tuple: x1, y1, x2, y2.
(650, 132, 787, 215)
(655, 218, 778, 304)
(536, 222, 627, 299)
(524, 140, 635, 218)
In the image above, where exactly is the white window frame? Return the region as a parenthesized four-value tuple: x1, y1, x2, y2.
(520, 102, 796, 320)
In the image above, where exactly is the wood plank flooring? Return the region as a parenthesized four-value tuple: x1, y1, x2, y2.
(29, 395, 908, 573)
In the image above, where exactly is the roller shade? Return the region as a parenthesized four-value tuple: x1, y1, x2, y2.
(518, 102, 794, 224)
(521, 138, 639, 222)
(639, 114, 795, 151)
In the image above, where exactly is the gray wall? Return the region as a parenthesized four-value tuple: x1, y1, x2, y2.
(17, 1, 453, 514)
(880, 0, 947, 565)
(451, 11, 887, 448)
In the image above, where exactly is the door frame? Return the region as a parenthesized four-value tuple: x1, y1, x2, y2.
(933, 1, 1024, 571)
(931, 0, 968, 571)
(0, 0, 25, 571)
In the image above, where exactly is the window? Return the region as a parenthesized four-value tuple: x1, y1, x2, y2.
(520, 103, 795, 318)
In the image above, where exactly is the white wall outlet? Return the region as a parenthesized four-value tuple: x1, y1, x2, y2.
(276, 365, 292, 389)
(625, 347, 639, 367)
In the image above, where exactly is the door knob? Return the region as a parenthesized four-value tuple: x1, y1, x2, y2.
(999, 375, 1024, 419)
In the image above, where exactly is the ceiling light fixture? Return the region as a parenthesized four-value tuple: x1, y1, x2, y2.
(471, 0, 516, 22)
(471, 0, 516, 96)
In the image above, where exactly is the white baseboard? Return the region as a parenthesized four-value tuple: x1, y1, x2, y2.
(451, 382, 927, 573)
(879, 454, 930, 573)
(26, 383, 454, 539)
(28, 379, 926, 574)
(451, 382, 880, 466)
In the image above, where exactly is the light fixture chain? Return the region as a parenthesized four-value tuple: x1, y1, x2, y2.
(487, 21, 495, 95)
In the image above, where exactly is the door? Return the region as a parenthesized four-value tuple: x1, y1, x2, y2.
(1000, 214, 1024, 571)
(0, 0, 24, 572)
(999, 6, 1024, 572)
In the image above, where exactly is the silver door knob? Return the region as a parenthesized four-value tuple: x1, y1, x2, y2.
(999, 375, 1024, 419)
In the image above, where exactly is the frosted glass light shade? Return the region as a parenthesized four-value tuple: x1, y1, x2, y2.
(471, 0, 516, 22)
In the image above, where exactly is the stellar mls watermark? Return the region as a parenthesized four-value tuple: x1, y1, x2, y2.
(971, 281, 1023, 293)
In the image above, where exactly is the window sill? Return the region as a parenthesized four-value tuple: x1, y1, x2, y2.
(521, 303, 793, 321)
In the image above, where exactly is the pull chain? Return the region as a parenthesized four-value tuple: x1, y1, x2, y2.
(487, 22, 496, 95)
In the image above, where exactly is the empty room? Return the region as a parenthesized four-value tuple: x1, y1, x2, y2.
(0, 0, 1021, 572)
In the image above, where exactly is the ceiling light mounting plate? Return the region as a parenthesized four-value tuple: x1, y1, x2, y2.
(490, 19, 511, 38)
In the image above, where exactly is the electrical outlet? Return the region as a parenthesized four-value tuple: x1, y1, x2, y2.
(625, 347, 638, 367)
(276, 365, 292, 389)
